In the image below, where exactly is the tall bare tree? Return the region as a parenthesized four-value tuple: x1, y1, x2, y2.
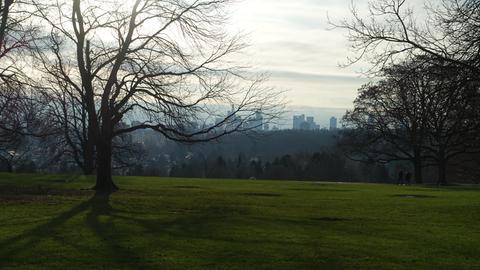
(421, 62, 480, 184)
(34, 0, 283, 194)
(0, 0, 45, 171)
(40, 71, 96, 175)
(333, 0, 480, 78)
(342, 57, 480, 184)
(341, 59, 432, 184)
(0, 0, 37, 80)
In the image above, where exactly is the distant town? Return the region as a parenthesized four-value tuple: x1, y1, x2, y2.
(293, 114, 338, 131)
(208, 107, 341, 132)
(212, 106, 341, 132)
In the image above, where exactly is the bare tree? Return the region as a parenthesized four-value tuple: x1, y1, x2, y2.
(40, 74, 96, 175)
(33, 0, 283, 194)
(0, 0, 46, 169)
(0, 82, 25, 171)
(0, 0, 38, 81)
(332, 0, 480, 78)
(341, 59, 432, 184)
(421, 62, 480, 184)
(342, 57, 480, 184)
(333, 0, 480, 184)
(0, 83, 52, 172)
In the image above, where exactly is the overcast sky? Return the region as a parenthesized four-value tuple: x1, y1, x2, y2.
(228, 0, 372, 109)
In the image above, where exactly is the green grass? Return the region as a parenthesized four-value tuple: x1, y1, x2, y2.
(0, 173, 479, 270)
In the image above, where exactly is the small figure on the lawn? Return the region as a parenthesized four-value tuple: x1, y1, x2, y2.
(397, 171, 404, 185)
(405, 172, 412, 185)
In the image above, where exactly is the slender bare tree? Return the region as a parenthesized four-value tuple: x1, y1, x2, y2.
(0, 0, 45, 168)
(34, 0, 283, 194)
(332, 0, 480, 78)
(0, 0, 38, 81)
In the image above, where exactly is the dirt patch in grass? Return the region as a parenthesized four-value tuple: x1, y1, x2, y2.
(310, 217, 351, 222)
(174, 186, 201, 189)
(392, 194, 437, 199)
(0, 185, 90, 202)
(243, 192, 282, 197)
(205, 205, 251, 216)
(289, 188, 355, 192)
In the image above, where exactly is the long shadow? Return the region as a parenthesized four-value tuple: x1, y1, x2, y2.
(0, 196, 91, 267)
(1, 190, 325, 269)
(0, 192, 147, 269)
(84, 195, 149, 269)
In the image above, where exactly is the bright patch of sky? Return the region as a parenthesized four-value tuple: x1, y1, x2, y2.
(228, 0, 426, 109)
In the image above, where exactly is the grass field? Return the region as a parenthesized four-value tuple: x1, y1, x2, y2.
(0, 173, 479, 270)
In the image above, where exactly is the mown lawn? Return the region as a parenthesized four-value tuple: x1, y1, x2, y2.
(0, 173, 479, 270)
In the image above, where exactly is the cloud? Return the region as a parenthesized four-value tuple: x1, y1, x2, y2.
(229, 0, 369, 108)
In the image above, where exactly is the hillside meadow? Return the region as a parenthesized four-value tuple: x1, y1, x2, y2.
(0, 173, 479, 269)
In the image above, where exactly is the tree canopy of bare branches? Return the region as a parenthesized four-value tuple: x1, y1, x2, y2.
(333, 0, 480, 78)
(341, 57, 480, 184)
(33, 0, 284, 194)
(0, 0, 46, 170)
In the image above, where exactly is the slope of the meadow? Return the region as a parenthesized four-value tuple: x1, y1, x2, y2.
(0, 173, 479, 270)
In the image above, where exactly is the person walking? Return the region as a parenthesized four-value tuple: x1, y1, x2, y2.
(405, 172, 412, 185)
(397, 171, 404, 185)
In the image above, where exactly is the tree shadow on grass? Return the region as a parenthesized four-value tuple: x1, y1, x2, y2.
(0, 191, 325, 269)
(0, 193, 148, 269)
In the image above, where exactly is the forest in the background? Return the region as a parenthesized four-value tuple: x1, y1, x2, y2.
(5, 128, 476, 184)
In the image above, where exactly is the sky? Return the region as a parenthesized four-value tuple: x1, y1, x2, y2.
(228, 0, 370, 109)
(227, 0, 430, 110)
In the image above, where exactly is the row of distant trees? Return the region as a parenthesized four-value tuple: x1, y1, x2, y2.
(3, 125, 477, 184)
(167, 152, 389, 183)
(0, 0, 283, 194)
(336, 0, 480, 185)
(0, 128, 391, 183)
(122, 129, 390, 183)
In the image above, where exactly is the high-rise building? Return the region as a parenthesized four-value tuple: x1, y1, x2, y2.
(293, 114, 305, 130)
(330, 117, 338, 131)
(253, 111, 264, 131)
(293, 114, 319, 130)
(244, 111, 264, 131)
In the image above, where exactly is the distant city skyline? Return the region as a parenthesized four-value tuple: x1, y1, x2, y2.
(282, 106, 345, 130)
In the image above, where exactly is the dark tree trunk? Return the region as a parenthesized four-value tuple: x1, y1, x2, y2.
(83, 137, 95, 175)
(94, 136, 118, 195)
(437, 158, 448, 186)
(6, 163, 13, 173)
(436, 146, 448, 185)
(83, 113, 98, 175)
(413, 147, 423, 184)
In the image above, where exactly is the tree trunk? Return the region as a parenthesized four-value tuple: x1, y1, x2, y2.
(6, 163, 13, 173)
(94, 137, 118, 195)
(83, 113, 97, 175)
(83, 137, 95, 175)
(437, 158, 448, 186)
(413, 148, 423, 184)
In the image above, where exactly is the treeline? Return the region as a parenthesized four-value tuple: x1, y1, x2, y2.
(160, 129, 337, 161)
(2, 124, 478, 184)
(120, 130, 390, 182)
(137, 151, 389, 183)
